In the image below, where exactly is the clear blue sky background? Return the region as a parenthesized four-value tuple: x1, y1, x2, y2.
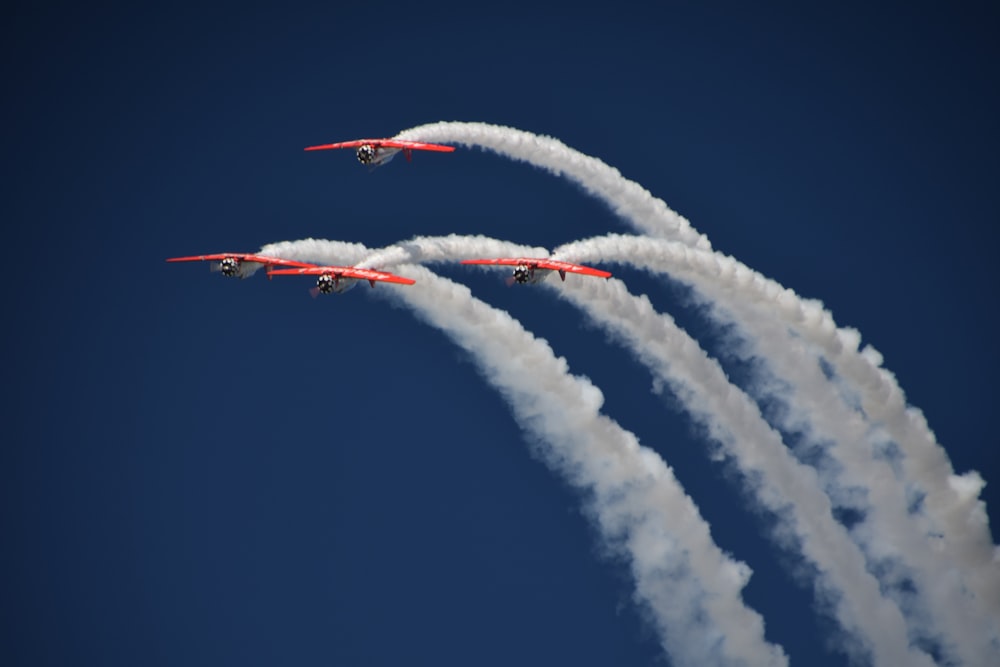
(3, 2, 997, 665)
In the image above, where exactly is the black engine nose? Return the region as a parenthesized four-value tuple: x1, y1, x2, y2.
(317, 274, 335, 293)
(356, 145, 376, 164)
(513, 266, 531, 283)
(220, 258, 239, 277)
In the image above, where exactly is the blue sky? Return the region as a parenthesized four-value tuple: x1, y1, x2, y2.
(4, 2, 998, 665)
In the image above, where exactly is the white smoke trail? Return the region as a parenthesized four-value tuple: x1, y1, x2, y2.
(393, 121, 712, 252)
(261, 237, 787, 666)
(553, 234, 1000, 664)
(258, 238, 372, 266)
(380, 263, 788, 667)
(357, 234, 548, 271)
(267, 122, 996, 660)
(354, 234, 943, 665)
(544, 274, 945, 667)
(395, 121, 998, 632)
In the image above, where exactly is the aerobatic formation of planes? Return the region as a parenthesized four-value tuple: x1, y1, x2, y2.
(167, 137, 612, 294)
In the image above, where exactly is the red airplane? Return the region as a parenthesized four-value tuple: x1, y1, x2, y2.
(304, 138, 455, 167)
(460, 258, 612, 285)
(166, 253, 317, 279)
(267, 265, 417, 295)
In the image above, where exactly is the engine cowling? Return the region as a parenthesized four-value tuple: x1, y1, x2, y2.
(220, 257, 240, 277)
(316, 274, 337, 294)
(512, 265, 532, 284)
(356, 144, 376, 164)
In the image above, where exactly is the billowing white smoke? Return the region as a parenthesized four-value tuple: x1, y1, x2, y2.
(546, 273, 948, 667)
(259, 122, 997, 664)
(259, 238, 372, 267)
(257, 237, 787, 667)
(348, 234, 947, 665)
(553, 233, 999, 665)
(383, 264, 789, 667)
(393, 123, 996, 610)
(393, 121, 711, 251)
(395, 121, 999, 658)
(357, 234, 548, 271)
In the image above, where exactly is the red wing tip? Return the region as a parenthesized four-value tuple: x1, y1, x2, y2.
(406, 144, 455, 153)
(573, 267, 613, 278)
(575, 266, 613, 278)
(362, 272, 415, 285)
(386, 140, 454, 152)
(165, 256, 208, 263)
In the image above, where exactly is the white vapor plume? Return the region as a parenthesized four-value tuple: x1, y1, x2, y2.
(263, 122, 997, 663)
(380, 263, 788, 667)
(263, 237, 788, 667)
(553, 234, 1000, 664)
(351, 234, 942, 665)
(356, 234, 548, 271)
(396, 121, 998, 649)
(258, 238, 372, 267)
(271, 230, 996, 660)
(395, 122, 996, 603)
(546, 274, 940, 667)
(393, 121, 712, 252)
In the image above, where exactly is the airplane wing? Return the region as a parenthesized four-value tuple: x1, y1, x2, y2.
(304, 138, 455, 153)
(531, 258, 612, 279)
(165, 253, 316, 268)
(268, 265, 416, 286)
(460, 257, 612, 280)
(378, 139, 455, 153)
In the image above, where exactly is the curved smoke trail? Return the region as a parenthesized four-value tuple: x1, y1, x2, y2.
(258, 237, 787, 667)
(356, 234, 947, 665)
(393, 122, 711, 251)
(552, 233, 999, 664)
(395, 121, 999, 631)
(261, 123, 996, 663)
